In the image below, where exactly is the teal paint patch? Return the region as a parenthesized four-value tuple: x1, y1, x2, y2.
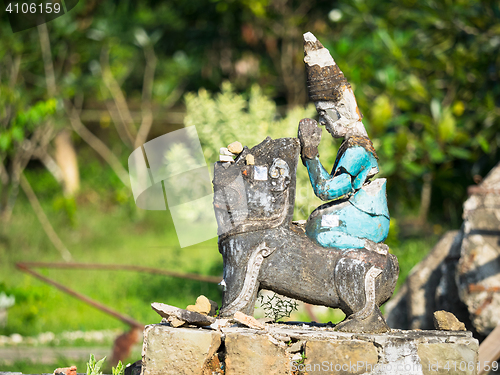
(306, 203, 389, 248)
(350, 179, 389, 219)
(335, 146, 368, 176)
(305, 157, 352, 200)
(303, 143, 390, 249)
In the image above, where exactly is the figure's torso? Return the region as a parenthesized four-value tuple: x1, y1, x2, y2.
(304, 137, 390, 248)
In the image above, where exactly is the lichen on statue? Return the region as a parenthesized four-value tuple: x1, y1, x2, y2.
(298, 32, 390, 250)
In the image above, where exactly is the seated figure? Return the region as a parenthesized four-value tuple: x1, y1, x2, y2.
(212, 32, 399, 333)
(298, 32, 390, 249)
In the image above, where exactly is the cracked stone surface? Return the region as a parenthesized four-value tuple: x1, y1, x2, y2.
(140, 323, 478, 375)
(141, 324, 221, 375)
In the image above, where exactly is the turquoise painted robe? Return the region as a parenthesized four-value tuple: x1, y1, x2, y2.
(304, 136, 390, 249)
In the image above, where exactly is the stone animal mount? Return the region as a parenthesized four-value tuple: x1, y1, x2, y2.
(213, 32, 399, 334)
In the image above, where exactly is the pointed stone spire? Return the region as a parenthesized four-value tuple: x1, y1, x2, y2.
(303, 32, 350, 103)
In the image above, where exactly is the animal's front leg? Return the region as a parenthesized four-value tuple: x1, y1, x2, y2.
(219, 242, 275, 317)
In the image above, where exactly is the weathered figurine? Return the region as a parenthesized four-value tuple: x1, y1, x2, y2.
(212, 32, 398, 333)
(298, 32, 390, 249)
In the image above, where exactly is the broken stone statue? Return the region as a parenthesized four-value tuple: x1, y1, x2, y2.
(213, 32, 399, 334)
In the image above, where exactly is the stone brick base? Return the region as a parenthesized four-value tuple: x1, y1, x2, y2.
(140, 323, 478, 375)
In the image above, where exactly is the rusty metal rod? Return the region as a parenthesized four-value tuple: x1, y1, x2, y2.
(16, 263, 144, 329)
(468, 284, 500, 293)
(473, 294, 494, 317)
(468, 186, 500, 196)
(18, 262, 222, 284)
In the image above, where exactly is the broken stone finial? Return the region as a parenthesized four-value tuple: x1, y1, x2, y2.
(300, 33, 389, 250)
(303, 31, 350, 104)
(303, 32, 335, 68)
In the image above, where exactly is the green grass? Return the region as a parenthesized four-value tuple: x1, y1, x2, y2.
(0, 164, 223, 337)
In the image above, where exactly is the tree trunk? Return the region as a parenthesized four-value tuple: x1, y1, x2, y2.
(0, 185, 10, 224)
(54, 129, 80, 196)
(417, 172, 433, 227)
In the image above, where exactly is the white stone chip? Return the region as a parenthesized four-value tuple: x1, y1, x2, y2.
(303, 32, 335, 68)
(303, 31, 316, 42)
(254, 166, 268, 181)
(206, 318, 231, 330)
(220, 147, 234, 156)
(304, 49, 335, 68)
(321, 215, 339, 227)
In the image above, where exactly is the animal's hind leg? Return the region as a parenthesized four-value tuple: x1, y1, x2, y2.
(333, 257, 390, 333)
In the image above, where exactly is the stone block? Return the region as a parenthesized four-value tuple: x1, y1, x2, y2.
(303, 340, 378, 374)
(141, 323, 479, 375)
(141, 324, 221, 375)
(224, 330, 290, 375)
(418, 342, 478, 375)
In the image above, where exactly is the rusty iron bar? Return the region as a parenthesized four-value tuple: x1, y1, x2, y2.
(468, 186, 500, 196)
(473, 294, 494, 316)
(468, 284, 500, 293)
(16, 263, 144, 329)
(18, 261, 223, 284)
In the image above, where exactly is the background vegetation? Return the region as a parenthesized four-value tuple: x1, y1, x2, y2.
(0, 0, 498, 369)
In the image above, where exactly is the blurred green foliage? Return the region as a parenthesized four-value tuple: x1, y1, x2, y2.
(0, 359, 90, 374)
(321, 0, 500, 223)
(0, 0, 499, 351)
(2, 0, 498, 225)
(0, 99, 57, 153)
